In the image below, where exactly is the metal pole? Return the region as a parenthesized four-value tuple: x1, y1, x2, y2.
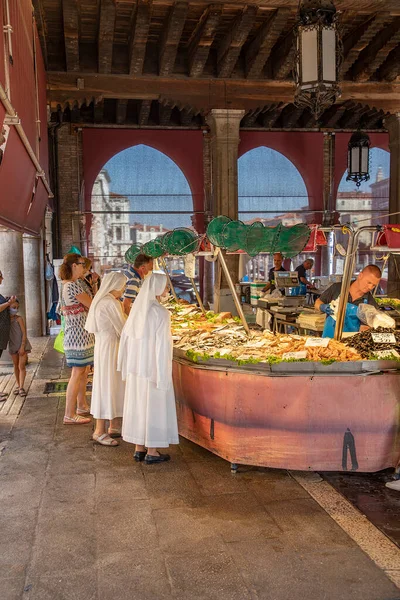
(190, 277, 206, 315)
(218, 251, 250, 335)
(334, 226, 379, 340)
(160, 257, 178, 302)
(334, 227, 356, 340)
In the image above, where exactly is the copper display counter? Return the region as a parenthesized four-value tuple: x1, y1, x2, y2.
(173, 351, 400, 472)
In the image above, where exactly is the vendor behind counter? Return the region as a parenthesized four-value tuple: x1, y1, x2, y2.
(315, 264, 381, 338)
(262, 253, 286, 294)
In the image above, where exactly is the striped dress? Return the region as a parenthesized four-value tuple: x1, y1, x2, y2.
(61, 280, 94, 367)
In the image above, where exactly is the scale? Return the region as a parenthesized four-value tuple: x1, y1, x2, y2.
(274, 271, 306, 308)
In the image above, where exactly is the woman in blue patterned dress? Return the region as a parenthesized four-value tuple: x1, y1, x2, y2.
(59, 254, 95, 425)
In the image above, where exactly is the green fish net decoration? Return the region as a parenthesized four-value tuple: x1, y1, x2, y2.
(162, 228, 199, 256)
(142, 237, 165, 258)
(124, 244, 143, 264)
(221, 220, 248, 252)
(206, 216, 231, 247)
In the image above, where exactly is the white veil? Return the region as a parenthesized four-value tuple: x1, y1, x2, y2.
(123, 272, 167, 340)
(85, 271, 127, 333)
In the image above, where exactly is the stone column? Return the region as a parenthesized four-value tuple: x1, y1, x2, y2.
(384, 114, 400, 297)
(206, 109, 245, 313)
(23, 234, 44, 337)
(0, 227, 25, 317)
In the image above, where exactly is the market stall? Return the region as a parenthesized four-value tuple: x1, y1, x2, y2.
(124, 218, 400, 473)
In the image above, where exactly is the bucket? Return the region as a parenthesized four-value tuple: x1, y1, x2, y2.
(250, 281, 265, 306)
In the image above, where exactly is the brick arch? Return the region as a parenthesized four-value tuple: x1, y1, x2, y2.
(239, 132, 324, 215)
(82, 129, 204, 231)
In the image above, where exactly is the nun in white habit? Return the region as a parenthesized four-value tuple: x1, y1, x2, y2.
(85, 271, 127, 446)
(118, 272, 179, 463)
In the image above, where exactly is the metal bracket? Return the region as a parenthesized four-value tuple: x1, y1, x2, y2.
(4, 114, 20, 126)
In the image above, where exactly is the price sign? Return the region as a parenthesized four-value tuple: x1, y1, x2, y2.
(282, 351, 307, 360)
(371, 332, 396, 344)
(305, 337, 329, 348)
(374, 349, 400, 359)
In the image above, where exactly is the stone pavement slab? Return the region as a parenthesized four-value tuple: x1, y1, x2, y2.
(0, 338, 399, 600)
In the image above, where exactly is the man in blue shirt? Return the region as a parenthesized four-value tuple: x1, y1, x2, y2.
(122, 254, 153, 315)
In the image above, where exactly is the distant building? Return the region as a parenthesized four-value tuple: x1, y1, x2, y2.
(130, 222, 170, 245)
(89, 169, 131, 271)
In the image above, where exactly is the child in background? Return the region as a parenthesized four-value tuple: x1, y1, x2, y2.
(9, 299, 32, 397)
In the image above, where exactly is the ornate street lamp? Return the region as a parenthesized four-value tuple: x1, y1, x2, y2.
(294, 0, 342, 118)
(346, 131, 371, 187)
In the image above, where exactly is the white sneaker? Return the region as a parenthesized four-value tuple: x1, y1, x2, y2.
(385, 479, 400, 491)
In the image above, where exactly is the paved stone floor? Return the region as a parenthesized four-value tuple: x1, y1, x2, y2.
(1, 339, 400, 600)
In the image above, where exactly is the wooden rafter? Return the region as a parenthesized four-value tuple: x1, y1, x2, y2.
(245, 8, 290, 79)
(262, 103, 286, 127)
(242, 107, 264, 127)
(180, 106, 194, 126)
(281, 105, 304, 128)
(217, 5, 258, 78)
(378, 45, 400, 81)
(353, 18, 400, 81)
(138, 99, 152, 126)
(159, 2, 188, 77)
(98, 0, 116, 74)
(159, 101, 174, 125)
(129, 0, 152, 76)
(62, 0, 80, 72)
(322, 104, 348, 128)
(188, 4, 222, 78)
(340, 104, 371, 128)
(94, 101, 104, 124)
(271, 32, 295, 80)
(116, 99, 128, 124)
(341, 13, 392, 76)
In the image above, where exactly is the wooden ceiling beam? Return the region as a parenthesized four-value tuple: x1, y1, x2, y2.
(46, 72, 400, 114)
(341, 13, 392, 76)
(340, 104, 371, 128)
(159, 2, 188, 76)
(217, 5, 258, 78)
(138, 99, 152, 126)
(188, 4, 222, 78)
(116, 99, 128, 124)
(272, 32, 295, 80)
(129, 0, 152, 76)
(245, 8, 290, 79)
(62, 0, 80, 72)
(98, 0, 116, 74)
(353, 17, 400, 81)
(378, 45, 400, 81)
(94, 101, 104, 124)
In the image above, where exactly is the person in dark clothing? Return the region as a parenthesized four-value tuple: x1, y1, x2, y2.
(295, 259, 314, 286)
(315, 264, 381, 338)
(0, 269, 16, 400)
(262, 253, 286, 294)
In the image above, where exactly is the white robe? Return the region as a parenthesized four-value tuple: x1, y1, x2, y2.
(121, 302, 179, 448)
(90, 295, 126, 420)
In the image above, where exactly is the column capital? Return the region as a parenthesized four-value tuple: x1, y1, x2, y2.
(206, 109, 245, 141)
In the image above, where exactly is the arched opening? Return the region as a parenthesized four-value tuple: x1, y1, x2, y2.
(89, 145, 193, 288)
(238, 146, 310, 278)
(336, 147, 390, 287)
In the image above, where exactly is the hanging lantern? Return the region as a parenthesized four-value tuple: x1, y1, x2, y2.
(346, 131, 370, 188)
(294, 0, 342, 118)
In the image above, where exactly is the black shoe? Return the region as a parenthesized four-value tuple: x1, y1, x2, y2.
(144, 453, 171, 464)
(134, 451, 147, 462)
